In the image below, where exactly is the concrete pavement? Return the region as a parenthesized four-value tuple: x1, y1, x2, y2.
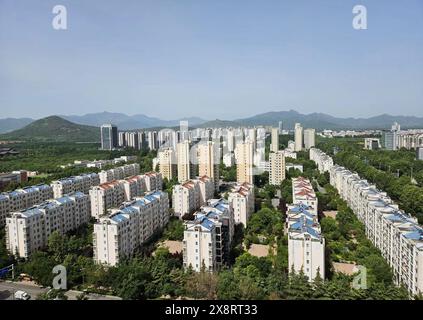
(0, 281, 48, 300)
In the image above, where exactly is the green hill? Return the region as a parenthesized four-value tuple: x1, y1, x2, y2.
(0, 116, 100, 142)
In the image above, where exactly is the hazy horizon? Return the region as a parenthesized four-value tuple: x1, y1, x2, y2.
(1, 0, 422, 119)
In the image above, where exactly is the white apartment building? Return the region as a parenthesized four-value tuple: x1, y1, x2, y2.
(5, 192, 90, 258)
(304, 128, 316, 150)
(51, 173, 100, 198)
(287, 203, 325, 281)
(364, 138, 381, 150)
(0, 184, 53, 226)
(143, 172, 163, 192)
(172, 176, 214, 219)
(223, 152, 235, 168)
(286, 163, 304, 173)
(309, 148, 333, 173)
(294, 123, 303, 152)
(235, 141, 254, 184)
(292, 177, 318, 214)
(269, 150, 286, 185)
(93, 191, 169, 266)
(98, 164, 140, 184)
(228, 183, 254, 226)
(90, 173, 162, 218)
(183, 199, 234, 272)
(158, 148, 177, 181)
(312, 148, 423, 295)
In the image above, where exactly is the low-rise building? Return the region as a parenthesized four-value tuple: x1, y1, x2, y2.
(5, 192, 90, 258)
(93, 191, 169, 266)
(183, 199, 234, 272)
(287, 201, 325, 281)
(228, 182, 254, 226)
(51, 173, 100, 198)
(292, 177, 318, 214)
(172, 176, 214, 218)
(0, 184, 54, 226)
(98, 163, 140, 184)
(312, 148, 423, 295)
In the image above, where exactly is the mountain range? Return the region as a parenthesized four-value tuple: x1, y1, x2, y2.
(1, 110, 423, 135)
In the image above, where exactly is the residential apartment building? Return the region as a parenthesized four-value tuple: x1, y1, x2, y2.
(172, 176, 214, 218)
(0, 184, 54, 226)
(292, 177, 318, 214)
(312, 148, 423, 295)
(309, 148, 333, 173)
(228, 183, 254, 226)
(143, 172, 163, 192)
(183, 199, 234, 272)
(177, 141, 192, 183)
(93, 191, 169, 266)
(269, 150, 286, 186)
(5, 192, 90, 258)
(235, 141, 254, 184)
(270, 127, 279, 153)
(287, 202, 325, 281)
(158, 148, 177, 181)
(51, 173, 100, 198)
(197, 141, 219, 190)
(294, 123, 303, 152)
(303, 128, 316, 150)
(98, 163, 140, 184)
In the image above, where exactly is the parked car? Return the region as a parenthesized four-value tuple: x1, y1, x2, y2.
(14, 290, 31, 300)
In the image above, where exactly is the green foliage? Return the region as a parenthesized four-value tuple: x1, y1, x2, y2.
(220, 163, 237, 182)
(162, 217, 184, 241)
(0, 116, 99, 142)
(244, 208, 283, 245)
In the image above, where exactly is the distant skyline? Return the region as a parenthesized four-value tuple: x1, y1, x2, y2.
(1, 0, 422, 119)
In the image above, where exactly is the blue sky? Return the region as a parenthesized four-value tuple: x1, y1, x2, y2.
(0, 0, 422, 120)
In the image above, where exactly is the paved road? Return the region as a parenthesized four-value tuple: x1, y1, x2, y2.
(65, 290, 121, 300)
(0, 281, 48, 300)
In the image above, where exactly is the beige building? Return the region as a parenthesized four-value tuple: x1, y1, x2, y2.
(177, 141, 192, 183)
(93, 191, 169, 266)
(158, 148, 177, 181)
(269, 150, 286, 185)
(197, 141, 219, 190)
(235, 141, 254, 184)
(303, 128, 316, 150)
(294, 123, 303, 151)
(270, 127, 279, 153)
(172, 176, 214, 219)
(5, 192, 90, 258)
(228, 183, 255, 226)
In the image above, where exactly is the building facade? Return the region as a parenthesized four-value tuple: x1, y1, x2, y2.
(269, 150, 286, 186)
(93, 191, 169, 266)
(5, 192, 90, 258)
